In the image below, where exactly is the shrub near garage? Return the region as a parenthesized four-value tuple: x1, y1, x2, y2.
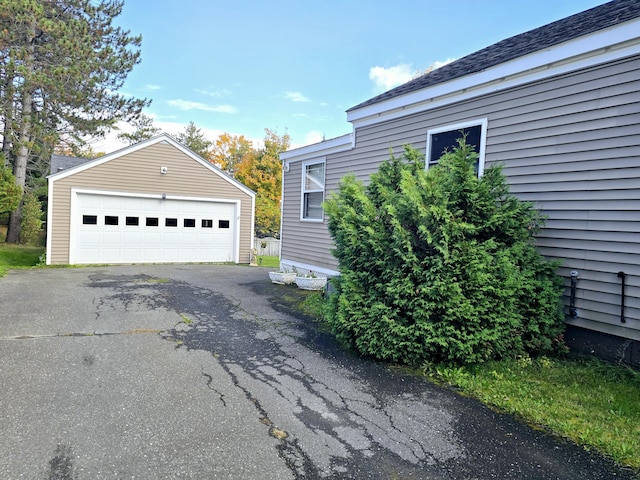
(324, 140, 566, 366)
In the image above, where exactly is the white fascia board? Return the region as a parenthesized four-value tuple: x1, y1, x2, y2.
(280, 133, 353, 163)
(347, 18, 640, 128)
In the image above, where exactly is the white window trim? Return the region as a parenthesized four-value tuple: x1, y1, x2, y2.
(425, 118, 488, 176)
(300, 158, 326, 222)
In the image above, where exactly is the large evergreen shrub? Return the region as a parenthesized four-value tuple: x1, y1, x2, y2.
(325, 141, 566, 365)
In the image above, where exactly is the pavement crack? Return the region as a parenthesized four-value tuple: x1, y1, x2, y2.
(201, 367, 226, 407)
(0, 330, 164, 341)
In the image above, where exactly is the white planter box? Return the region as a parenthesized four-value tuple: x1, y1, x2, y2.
(269, 271, 297, 285)
(294, 276, 327, 291)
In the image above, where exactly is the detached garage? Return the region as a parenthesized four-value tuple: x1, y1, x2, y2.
(46, 134, 255, 265)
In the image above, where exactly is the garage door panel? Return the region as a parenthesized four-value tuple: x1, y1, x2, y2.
(74, 193, 237, 264)
(143, 232, 162, 243)
(122, 248, 143, 262)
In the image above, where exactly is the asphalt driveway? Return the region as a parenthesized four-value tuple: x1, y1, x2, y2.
(0, 265, 635, 479)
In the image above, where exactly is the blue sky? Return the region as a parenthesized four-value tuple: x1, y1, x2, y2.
(94, 0, 605, 152)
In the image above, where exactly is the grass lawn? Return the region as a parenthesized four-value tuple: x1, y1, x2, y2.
(429, 357, 640, 471)
(0, 242, 45, 277)
(256, 255, 280, 268)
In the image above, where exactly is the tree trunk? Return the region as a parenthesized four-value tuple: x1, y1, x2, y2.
(6, 20, 35, 244)
(6, 90, 31, 243)
(1, 66, 15, 163)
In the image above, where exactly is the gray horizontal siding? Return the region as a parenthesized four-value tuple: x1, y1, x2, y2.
(281, 54, 640, 338)
(281, 160, 338, 271)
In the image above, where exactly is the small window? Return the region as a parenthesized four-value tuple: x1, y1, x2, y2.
(126, 216, 139, 226)
(165, 218, 178, 227)
(302, 160, 325, 221)
(82, 215, 97, 225)
(146, 217, 159, 227)
(218, 220, 230, 229)
(426, 119, 487, 175)
(184, 218, 196, 228)
(202, 219, 213, 228)
(105, 215, 119, 226)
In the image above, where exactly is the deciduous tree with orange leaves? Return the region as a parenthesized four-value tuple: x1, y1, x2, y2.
(235, 129, 290, 237)
(210, 133, 253, 176)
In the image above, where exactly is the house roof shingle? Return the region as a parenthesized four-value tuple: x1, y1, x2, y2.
(50, 154, 91, 174)
(348, 0, 640, 112)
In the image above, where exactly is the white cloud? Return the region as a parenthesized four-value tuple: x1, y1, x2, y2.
(196, 87, 232, 98)
(369, 64, 413, 93)
(145, 84, 162, 90)
(432, 58, 456, 69)
(304, 131, 325, 145)
(289, 131, 325, 150)
(284, 91, 310, 103)
(167, 99, 237, 114)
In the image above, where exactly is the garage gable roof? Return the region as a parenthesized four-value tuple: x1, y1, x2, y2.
(48, 133, 255, 198)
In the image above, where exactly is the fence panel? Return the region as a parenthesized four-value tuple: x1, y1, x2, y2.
(254, 237, 280, 257)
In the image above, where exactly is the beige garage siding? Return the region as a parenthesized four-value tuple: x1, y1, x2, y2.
(49, 140, 254, 264)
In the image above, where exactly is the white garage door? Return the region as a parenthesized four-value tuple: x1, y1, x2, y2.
(72, 193, 237, 264)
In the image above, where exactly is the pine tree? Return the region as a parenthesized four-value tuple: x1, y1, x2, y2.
(174, 121, 212, 159)
(0, 0, 149, 242)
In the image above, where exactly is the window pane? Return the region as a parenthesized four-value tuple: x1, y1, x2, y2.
(146, 217, 159, 227)
(305, 162, 325, 190)
(82, 215, 97, 225)
(202, 219, 213, 228)
(165, 218, 177, 227)
(184, 218, 196, 228)
(218, 220, 230, 229)
(126, 216, 139, 226)
(429, 125, 481, 165)
(105, 215, 118, 226)
(304, 191, 323, 219)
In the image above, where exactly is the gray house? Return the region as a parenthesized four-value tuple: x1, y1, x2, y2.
(279, 0, 640, 364)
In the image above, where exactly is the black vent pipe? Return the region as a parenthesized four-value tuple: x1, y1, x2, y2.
(617, 271, 626, 323)
(569, 270, 579, 318)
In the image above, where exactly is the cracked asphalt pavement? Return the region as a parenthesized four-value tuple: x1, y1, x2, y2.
(0, 265, 636, 479)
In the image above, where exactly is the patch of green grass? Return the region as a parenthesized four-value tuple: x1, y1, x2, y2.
(257, 255, 279, 268)
(299, 291, 325, 319)
(144, 277, 170, 284)
(428, 357, 640, 470)
(0, 243, 45, 277)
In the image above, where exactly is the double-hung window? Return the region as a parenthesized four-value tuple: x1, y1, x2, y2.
(426, 119, 488, 176)
(301, 159, 325, 221)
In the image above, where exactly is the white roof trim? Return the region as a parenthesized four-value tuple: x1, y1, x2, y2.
(48, 133, 255, 198)
(280, 133, 353, 162)
(347, 18, 640, 128)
